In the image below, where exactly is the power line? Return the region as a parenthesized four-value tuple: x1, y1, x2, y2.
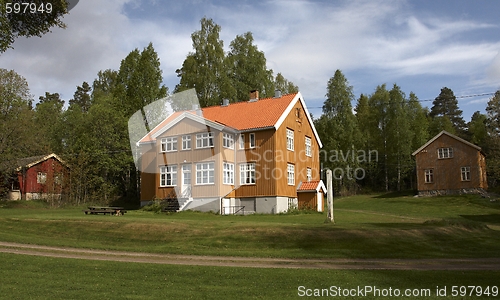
(308, 92, 497, 109)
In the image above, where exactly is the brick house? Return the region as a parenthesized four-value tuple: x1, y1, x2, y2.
(412, 131, 487, 196)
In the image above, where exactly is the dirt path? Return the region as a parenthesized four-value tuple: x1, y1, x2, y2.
(1, 241, 499, 270)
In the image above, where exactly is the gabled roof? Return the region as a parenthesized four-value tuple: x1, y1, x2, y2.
(297, 180, 326, 193)
(138, 92, 323, 147)
(15, 153, 66, 171)
(411, 130, 482, 156)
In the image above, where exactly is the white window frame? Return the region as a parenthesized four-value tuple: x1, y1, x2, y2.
(37, 172, 47, 184)
(461, 166, 471, 181)
(196, 132, 214, 149)
(286, 129, 294, 151)
(287, 163, 295, 186)
(160, 165, 177, 187)
(223, 133, 234, 149)
(305, 136, 311, 157)
(240, 163, 256, 185)
(223, 162, 234, 185)
(306, 168, 312, 182)
(249, 133, 256, 148)
(424, 169, 433, 183)
(438, 147, 453, 159)
(196, 162, 215, 185)
(182, 135, 191, 150)
(161, 137, 177, 152)
(238, 134, 245, 149)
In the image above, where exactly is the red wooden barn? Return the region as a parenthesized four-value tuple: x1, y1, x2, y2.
(9, 153, 69, 200)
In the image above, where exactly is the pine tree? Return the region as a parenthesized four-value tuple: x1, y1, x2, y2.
(429, 87, 466, 135)
(315, 70, 361, 194)
(69, 82, 92, 113)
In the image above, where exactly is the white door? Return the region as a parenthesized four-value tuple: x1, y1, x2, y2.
(222, 198, 230, 215)
(181, 164, 191, 198)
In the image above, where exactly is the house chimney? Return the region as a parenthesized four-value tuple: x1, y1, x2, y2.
(274, 90, 282, 98)
(222, 99, 230, 107)
(192, 104, 202, 116)
(249, 90, 259, 102)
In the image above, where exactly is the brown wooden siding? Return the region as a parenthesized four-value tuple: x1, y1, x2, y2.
(415, 134, 487, 191)
(298, 192, 317, 210)
(275, 99, 320, 197)
(234, 129, 277, 198)
(140, 144, 157, 201)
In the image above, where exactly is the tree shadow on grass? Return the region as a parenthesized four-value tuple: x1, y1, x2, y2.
(373, 190, 417, 199)
(460, 214, 500, 224)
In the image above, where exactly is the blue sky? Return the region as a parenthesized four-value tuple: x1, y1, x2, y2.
(1, 0, 499, 121)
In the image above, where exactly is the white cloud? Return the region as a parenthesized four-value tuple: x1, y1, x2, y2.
(1, 0, 498, 116)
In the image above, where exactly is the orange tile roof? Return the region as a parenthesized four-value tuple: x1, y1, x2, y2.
(297, 180, 322, 191)
(201, 93, 297, 131)
(138, 93, 298, 144)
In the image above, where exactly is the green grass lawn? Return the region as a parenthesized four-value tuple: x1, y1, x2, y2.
(0, 193, 499, 259)
(1, 193, 499, 299)
(1, 252, 499, 300)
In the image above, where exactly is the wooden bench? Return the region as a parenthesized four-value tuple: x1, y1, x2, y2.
(83, 206, 126, 216)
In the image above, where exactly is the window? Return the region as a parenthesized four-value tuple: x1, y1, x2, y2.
(307, 168, 312, 182)
(54, 174, 62, 185)
(196, 133, 214, 148)
(249, 133, 256, 148)
(286, 129, 294, 151)
(223, 133, 234, 149)
(223, 162, 234, 185)
(37, 172, 47, 184)
(461, 166, 471, 181)
(424, 169, 433, 183)
(240, 163, 256, 185)
(196, 162, 214, 185)
(305, 136, 311, 157)
(161, 137, 177, 152)
(182, 135, 191, 150)
(160, 165, 177, 187)
(238, 134, 244, 149)
(287, 164, 295, 185)
(438, 148, 453, 159)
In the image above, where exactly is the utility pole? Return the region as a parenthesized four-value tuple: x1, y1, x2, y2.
(326, 169, 334, 223)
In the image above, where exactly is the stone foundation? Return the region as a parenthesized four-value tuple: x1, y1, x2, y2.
(418, 188, 486, 197)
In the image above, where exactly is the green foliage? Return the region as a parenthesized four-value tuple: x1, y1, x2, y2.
(315, 70, 361, 194)
(429, 87, 466, 135)
(175, 18, 298, 106)
(0, 68, 34, 177)
(0, 0, 68, 52)
(69, 82, 92, 113)
(226, 32, 273, 100)
(174, 18, 230, 107)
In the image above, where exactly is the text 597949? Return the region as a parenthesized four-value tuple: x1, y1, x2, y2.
(5, 2, 53, 14)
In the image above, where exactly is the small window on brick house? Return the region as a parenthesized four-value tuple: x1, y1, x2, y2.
(424, 169, 433, 183)
(437, 148, 453, 159)
(461, 166, 471, 181)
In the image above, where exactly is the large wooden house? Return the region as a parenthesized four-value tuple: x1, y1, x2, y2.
(137, 91, 325, 213)
(412, 131, 487, 196)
